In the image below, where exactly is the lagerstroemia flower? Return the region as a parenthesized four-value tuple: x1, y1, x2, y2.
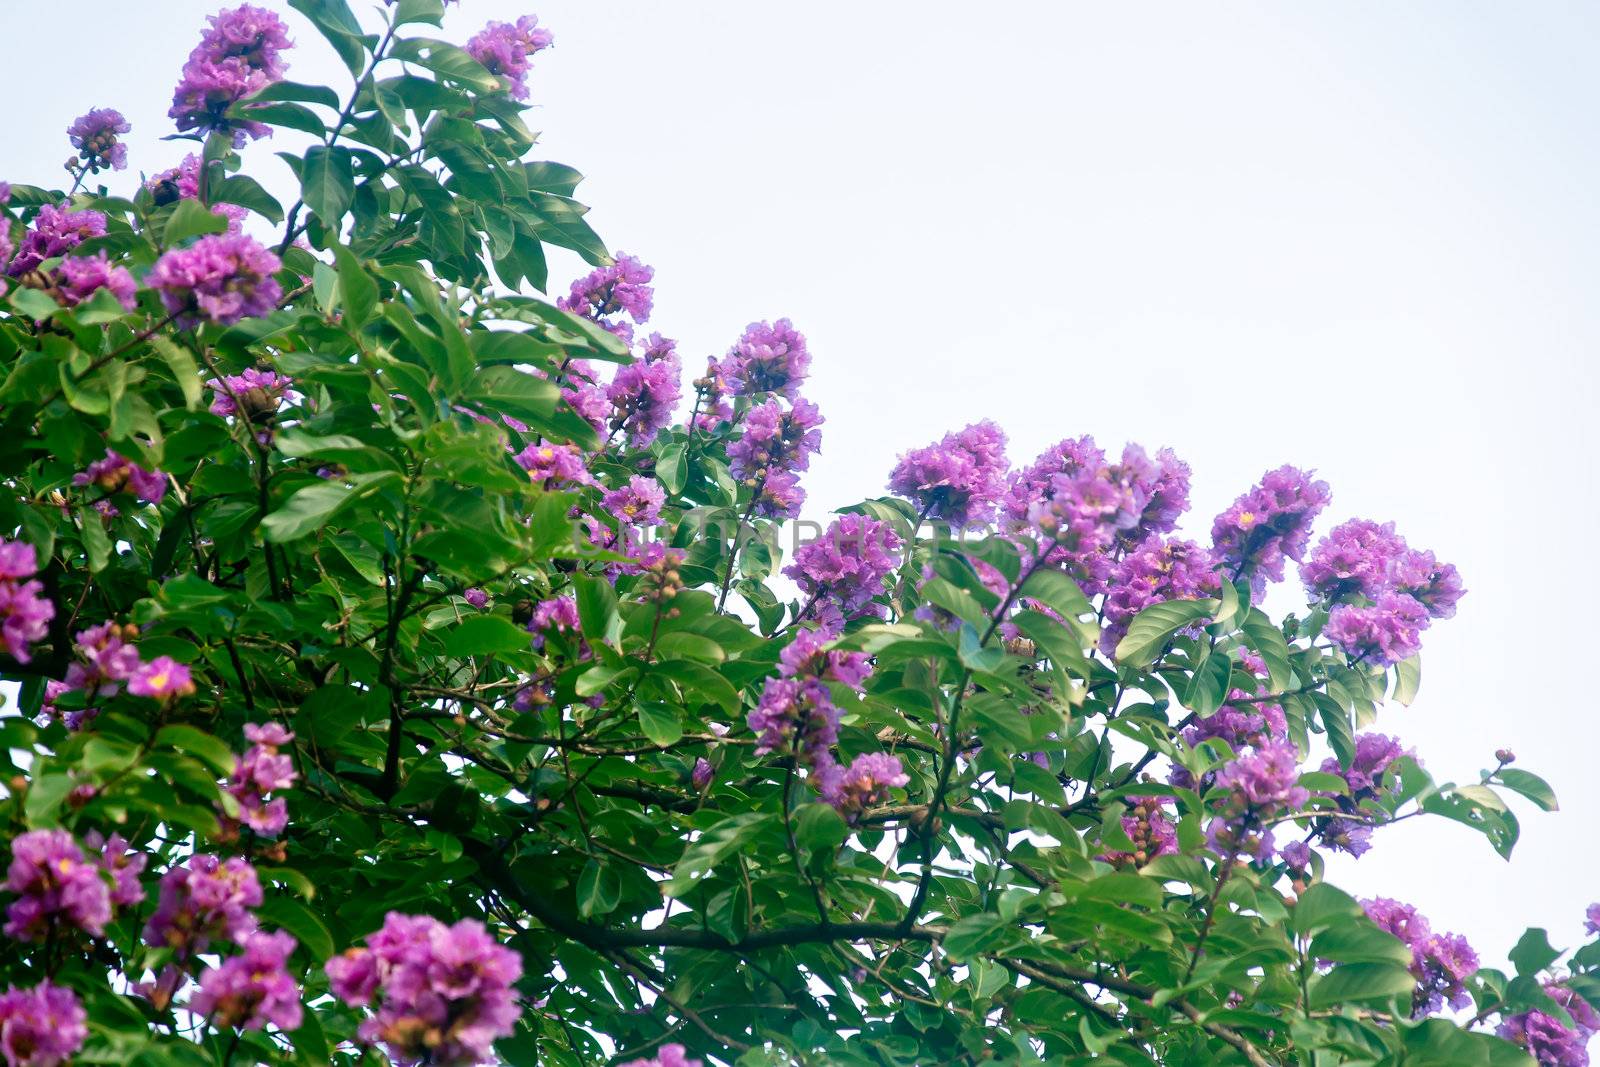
(1361, 897, 1479, 1017)
(817, 751, 908, 819)
(73, 449, 166, 504)
(727, 397, 824, 483)
(0, 981, 87, 1067)
(1216, 740, 1308, 814)
(64, 621, 141, 696)
(607, 338, 681, 444)
(528, 596, 580, 649)
(146, 154, 246, 231)
(466, 15, 554, 101)
(128, 656, 196, 700)
(777, 627, 873, 689)
(0, 540, 53, 665)
(55, 252, 137, 312)
(323, 912, 522, 1066)
(1320, 732, 1410, 795)
(463, 588, 490, 610)
(1098, 795, 1180, 868)
(558, 253, 653, 338)
(223, 723, 297, 838)
(192, 930, 303, 1032)
(148, 233, 282, 327)
(620, 1043, 703, 1067)
(1324, 592, 1430, 667)
(1300, 519, 1408, 602)
(723, 318, 811, 399)
(513, 442, 592, 488)
(4, 830, 111, 941)
(66, 108, 131, 172)
(8, 205, 106, 277)
(786, 514, 903, 628)
(207, 367, 292, 421)
(1391, 548, 1466, 620)
(1099, 536, 1220, 656)
(601, 476, 667, 526)
(1211, 465, 1331, 597)
(169, 4, 293, 144)
(1499, 984, 1600, 1067)
(888, 420, 1008, 528)
(143, 853, 261, 954)
(1586, 903, 1600, 937)
(83, 831, 146, 906)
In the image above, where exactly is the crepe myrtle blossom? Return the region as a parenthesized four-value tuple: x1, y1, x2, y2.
(1300, 519, 1409, 602)
(691, 758, 715, 791)
(0, 540, 54, 665)
(620, 1043, 704, 1067)
(73, 449, 166, 504)
(722, 318, 811, 399)
(1361, 897, 1479, 1017)
(728, 397, 824, 484)
(1098, 795, 1180, 868)
(222, 723, 297, 838)
(147, 233, 283, 327)
(1324, 592, 1430, 667)
(52, 251, 137, 313)
(1320, 733, 1410, 796)
(0, 980, 87, 1067)
(466, 15, 554, 101)
(83, 831, 146, 907)
(1211, 465, 1332, 598)
(601, 476, 667, 527)
(128, 656, 196, 701)
(513, 441, 592, 488)
(462, 588, 490, 610)
(324, 912, 522, 1066)
(785, 513, 903, 630)
(143, 853, 262, 954)
(64, 621, 142, 696)
(7, 205, 106, 277)
(777, 627, 873, 689)
(1496, 983, 1600, 1067)
(558, 253, 654, 339)
(207, 367, 292, 422)
(146, 154, 247, 230)
(1099, 536, 1220, 656)
(816, 751, 909, 820)
(888, 420, 1008, 528)
(1216, 740, 1308, 814)
(527, 596, 580, 649)
(66, 108, 131, 173)
(606, 339, 681, 443)
(1586, 903, 1600, 937)
(3, 830, 112, 941)
(192, 930, 303, 1033)
(169, 4, 293, 144)
(1391, 547, 1466, 620)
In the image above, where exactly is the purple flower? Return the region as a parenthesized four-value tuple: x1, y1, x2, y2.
(816, 751, 908, 819)
(691, 758, 715, 791)
(3, 830, 111, 940)
(147, 154, 247, 232)
(723, 319, 811, 399)
(1586, 903, 1600, 937)
(1324, 593, 1430, 666)
(169, 5, 293, 144)
(1001, 435, 1105, 527)
(466, 15, 554, 100)
(82, 831, 146, 906)
(1361, 897, 1478, 1016)
(1100, 536, 1220, 657)
(148, 233, 282, 327)
(606, 342, 681, 444)
(1098, 795, 1180, 867)
(64, 621, 142, 696)
(1280, 840, 1313, 870)
(0, 981, 87, 1067)
(193, 930, 303, 1032)
(67, 108, 131, 172)
(327, 912, 522, 1066)
(73, 449, 167, 504)
(1320, 732, 1410, 795)
(601, 476, 667, 526)
(55, 252, 137, 312)
(207, 367, 292, 421)
(513, 442, 592, 488)
(1498, 1010, 1592, 1067)
(1391, 548, 1466, 620)
(727, 397, 824, 483)
(786, 514, 903, 627)
(8, 205, 106, 277)
(223, 723, 296, 838)
(1300, 519, 1408, 602)
(463, 588, 490, 610)
(888, 420, 1008, 528)
(557, 253, 653, 336)
(143, 853, 262, 954)
(748, 677, 839, 757)
(620, 1045, 703, 1067)
(752, 468, 806, 520)
(1118, 444, 1192, 539)
(1211, 465, 1332, 597)
(1318, 817, 1374, 858)
(528, 596, 581, 649)
(1216, 740, 1308, 813)
(0, 541, 53, 666)
(128, 656, 195, 700)
(777, 627, 873, 689)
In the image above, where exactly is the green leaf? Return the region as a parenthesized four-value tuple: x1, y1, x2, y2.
(794, 803, 848, 856)
(1012, 609, 1090, 684)
(943, 913, 1010, 962)
(1393, 654, 1422, 705)
(574, 664, 628, 698)
(261, 471, 399, 542)
(577, 858, 622, 918)
(656, 442, 688, 496)
(301, 145, 355, 226)
(1113, 598, 1216, 667)
(663, 812, 773, 898)
(24, 774, 74, 828)
(439, 615, 532, 658)
(1018, 566, 1094, 620)
(1180, 651, 1231, 716)
(286, 0, 367, 76)
(257, 895, 336, 960)
(1314, 692, 1356, 769)
(391, 38, 500, 93)
(212, 174, 286, 224)
(637, 703, 683, 748)
(1509, 928, 1562, 977)
(957, 622, 1002, 672)
(149, 336, 203, 410)
(1310, 963, 1416, 1009)
(9, 287, 60, 321)
(155, 724, 237, 776)
(1240, 610, 1294, 693)
(574, 574, 620, 645)
(332, 244, 377, 328)
(465, 366, 558, 423)
(164, 198, 230, 245)
(1497, 768, 1558, 812)
(1292, 882, 1362, 936)
(1310, 924, 1413, 966)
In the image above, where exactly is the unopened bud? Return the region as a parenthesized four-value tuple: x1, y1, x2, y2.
(1495, 748, 1516, 765)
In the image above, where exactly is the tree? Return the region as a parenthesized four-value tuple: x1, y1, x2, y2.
(0, 3, 1591, 1066)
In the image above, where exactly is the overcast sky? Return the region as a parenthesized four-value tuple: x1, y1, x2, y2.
(6, 1, 1598, 968)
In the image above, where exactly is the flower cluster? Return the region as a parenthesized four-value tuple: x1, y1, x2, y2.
(169, 4, 293, 144)
(1211, 465, 1332, 598)
(558, 253, 654, 340)
(324, 912, 522, 1066)
(143, 853, 261, 955)
(785, 514, 902, 631)
(466, 15, 554, 101)
(73, 449, 167, 506)
(67, 108, 131, 173)
(148, 232, 283, 327)
(7, 205, 106, 277)
(0, 980, 87, 1067)
(222, 723, 297, 838)
(1099, 536, 1220, 656)
(1498, 982, 1600, 1067)
(606, 334, 682, 444)
(513, 442, 592, 488)
(1362, 897, 1478, 1017)
(192, 930, 303, 1033)
(722, 318, 811, 399)
(620, 1044, 703, 1067)
(728, 398, 824, 518)
(889, 421, 1009, 528)
(527, 595, 581, 650)
(207, 366, 293, 423)
(4, 830, 111, 941)
(1206, 739, 1308, 861)
(55, 252, 137, 312)
(1321, 732, 1410, 796)
(128, 656, 197, 701)
(0, 541, 53, 666)
(1098, 795, 1180, 868)
(146, 154, 247, 231)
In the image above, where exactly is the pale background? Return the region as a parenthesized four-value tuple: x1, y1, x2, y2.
(5, 1, 1597, 968)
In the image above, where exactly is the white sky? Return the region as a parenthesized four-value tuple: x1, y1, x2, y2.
(5, 1, 1598, 969)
